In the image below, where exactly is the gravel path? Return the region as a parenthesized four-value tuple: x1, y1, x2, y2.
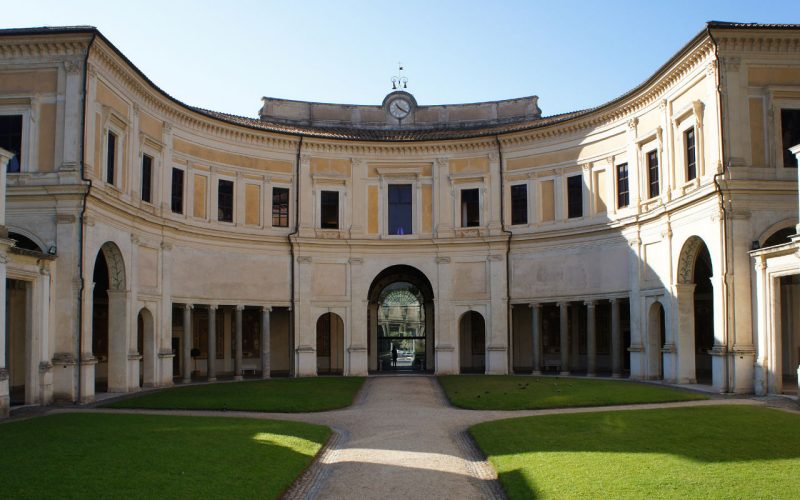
(49, 375, 778, 499)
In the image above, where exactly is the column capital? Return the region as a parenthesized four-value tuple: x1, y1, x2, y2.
(235, 305, 245, 311)
(183, 303, 193, 310)
(584, 300, 596, 308)
(262, 306, 272, 313)
(208, 304, 218, 311)
(528, 302, 542, 309)
(557, 301, 569, 308)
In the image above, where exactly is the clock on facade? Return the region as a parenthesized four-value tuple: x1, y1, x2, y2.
(388, 98, 412, 119)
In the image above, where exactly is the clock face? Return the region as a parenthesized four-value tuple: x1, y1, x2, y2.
(389, 98, 411, 119)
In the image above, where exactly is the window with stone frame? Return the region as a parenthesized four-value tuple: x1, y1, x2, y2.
(388, 184, 413, 235)
(320, 190, 339, 229)
(567, 175, 583, 218)
(218, 179, 234, 222)
(272, 187, 289, 227)
(685, 127, 697, 180)
(141, 154, 153, 203)
(511, 184, 528, 225)
(616, 163, 629, 208)
(0, 114, 22, 172)
(647, 150, 660, 198)
(460, 188, 480, 227)
(106, 130, 117, 185)
(171, 167, 184, 214)
(782, 108, 800, 168)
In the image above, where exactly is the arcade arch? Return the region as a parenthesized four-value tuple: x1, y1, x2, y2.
(367, 265, 435, 373)
(459, 311, 486, 373)
(91, 242, 129, 393)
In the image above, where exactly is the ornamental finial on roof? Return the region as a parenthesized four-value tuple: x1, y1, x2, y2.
(391, 62, 408, 90)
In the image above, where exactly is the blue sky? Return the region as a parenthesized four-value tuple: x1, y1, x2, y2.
(5, 1, 799, 117)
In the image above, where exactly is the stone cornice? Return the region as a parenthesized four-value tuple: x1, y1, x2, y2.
(89, 40, 300, 153)
(0, 35, 91, 59)
(500, 39, 716, 147)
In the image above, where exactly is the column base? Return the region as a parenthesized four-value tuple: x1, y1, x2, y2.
(559, 371, 571, 376)
(261, 372, 271, 380)
(234, 376, 243, 381)
(612, 372, 623, 378)
(207, 377, 217, 383)
(531, 370, 541, 376)
(182, 377, 191, 384)
(587, 372, 597, 377)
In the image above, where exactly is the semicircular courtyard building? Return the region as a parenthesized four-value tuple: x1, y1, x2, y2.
(0, 22, 799, 414)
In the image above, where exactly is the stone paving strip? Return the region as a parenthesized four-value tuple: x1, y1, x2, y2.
(51, 376, 784, 500)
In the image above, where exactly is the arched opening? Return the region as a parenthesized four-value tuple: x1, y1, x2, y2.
(6, 279, 31, 405)
(316, 313, 344, 375)
(762, 226, 795, 248)
(9, 232, 44, 253)
(367, 265, 435, 373)
(92, 242, 128, 393)
(459, 311, 486, 373)
(694, 245, 714, 384)
(676, 236, 715, 386)
(137, 308, 155, 388)
(647, 302, 665, 380)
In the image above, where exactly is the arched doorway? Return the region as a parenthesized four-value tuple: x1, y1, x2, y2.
(676, 236, 715, 385)
(137, 308, 155, 388)
(647, 302, 665, 380)
(367, 265, 435, 373)
(92, 242, 128, 393)
(316, 313, 344, 375)
(459, 311, 486, 373)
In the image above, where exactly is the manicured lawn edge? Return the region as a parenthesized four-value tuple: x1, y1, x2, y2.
(104, 376, 366, 413)
(438, 374, 707, 410)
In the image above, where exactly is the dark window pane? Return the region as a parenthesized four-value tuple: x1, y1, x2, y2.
(647, 150, 660, 198)
(218, 179, 234, 222)
(0, 115, 22, 172)
(106, 131, 116, 185)
(320, 190, 339, 229)
(141, 154, 153, 203)
(171, 168, 184, 214)
(616, 163, 629, 208)
(511, 184, 528, 225)
(461, 188, 480, 227)
(685, 128, 697, 180)
(567, 175, 583, 218)
(388, 184, 413, 235)
(272, 187, 289, 227)
(782, 109, 800, 168)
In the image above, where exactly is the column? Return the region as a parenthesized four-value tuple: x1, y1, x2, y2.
(530, 303, 541, 375)
(558, 302, 569, 375)
(207, 305, 217, 382)
(0, 250, 8, 417)
(234, 305, 244, 381)
(611, 298, 622, 377)
(586, 301, 597, 376)
(570, 303, 580, 371)
(260, 307, 271, 379)
(182, 304, 192, 383)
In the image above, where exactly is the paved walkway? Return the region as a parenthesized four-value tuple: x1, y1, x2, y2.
(59, 375, 779, 500)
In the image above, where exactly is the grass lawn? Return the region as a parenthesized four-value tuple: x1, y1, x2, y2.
(105, 376, 365, 412)
(438, 375, 706, 410)
(0, 413, 329, 499)
(470, 405, 800, 499)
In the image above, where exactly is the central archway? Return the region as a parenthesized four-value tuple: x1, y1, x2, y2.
(367, 265, 435, 373)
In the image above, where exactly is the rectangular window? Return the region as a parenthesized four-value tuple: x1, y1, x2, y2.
(218, 179, 234, 222)
(460, 188, 480, 227)
(567, 175, 583, 219)
(320, 190, 339, 229)
(647, 150, 660, 198)
(171, 168, 184, 214)
(141, 154, 153, 203)
(388, 184, 413, 235)
(616, 163, 629, 208)
(0, 115, 22, 173)
(685, 128, 697, 180)
(106, 131, 117, 185)
(510, 184, 528, 225)
(782, 109, 800, 168)
(272, 187, 289, 227)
